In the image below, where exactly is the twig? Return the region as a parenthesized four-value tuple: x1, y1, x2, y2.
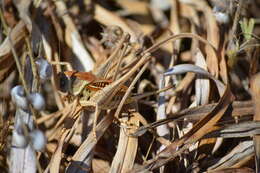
(229, 0, 244, 41)
(26, 37, 40, 92)
(9, 31, 30, 96)
(114, 62, 149, 119)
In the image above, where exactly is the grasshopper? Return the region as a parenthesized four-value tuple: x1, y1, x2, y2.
(57, 42, 151, 139)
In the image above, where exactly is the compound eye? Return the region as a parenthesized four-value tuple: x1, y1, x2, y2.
(58, 72, 70, 93)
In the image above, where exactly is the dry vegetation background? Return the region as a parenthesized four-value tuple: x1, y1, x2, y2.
(1, 0, 260, 172)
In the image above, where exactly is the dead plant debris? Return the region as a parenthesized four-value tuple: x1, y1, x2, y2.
(0, 0, 260, 172)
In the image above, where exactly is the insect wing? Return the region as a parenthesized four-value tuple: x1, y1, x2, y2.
(64, 71, 97, 82)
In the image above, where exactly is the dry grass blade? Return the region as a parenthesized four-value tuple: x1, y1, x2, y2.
(110, 62, 149, 172)
(208, 167, 254, 173)
(0, 21, 26, 82)
(170, 0, 181, 51)
(67, 115, 114, 172)
(250, 73, 260, 172)
(0, 21, 26, 57)
(133, 100, 253, 137)
(54, 0, 94, 71)
(164, 64, 225, 95)
(204, 121, 260, 138)
(110, 113, 138, 173)
(49, 130, 70, 173)
(207, 141, 254, 171)
(195, 49, 210, 105)
(156, 75, 169, 138)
